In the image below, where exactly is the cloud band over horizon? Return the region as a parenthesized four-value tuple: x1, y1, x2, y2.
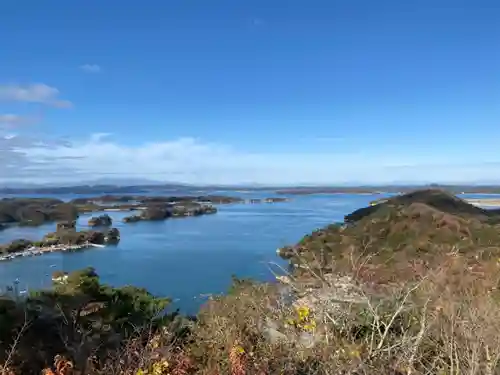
(2, 132, 500, 186)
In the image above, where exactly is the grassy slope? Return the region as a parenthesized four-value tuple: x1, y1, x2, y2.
(281, 190, 500, 284)
(189, 189, 500, 374)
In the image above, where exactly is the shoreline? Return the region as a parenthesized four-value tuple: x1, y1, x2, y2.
(0, 242, 106, 262)
(464, 198, 500, 208)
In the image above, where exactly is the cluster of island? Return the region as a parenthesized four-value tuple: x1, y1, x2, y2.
(2, 187, 499, 262)
(0, 194, 289, 261)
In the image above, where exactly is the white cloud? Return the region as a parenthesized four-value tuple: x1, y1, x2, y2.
(79, 64, 101, 73)
(0, 83, 72, 108)
(3, 133, 500, 185)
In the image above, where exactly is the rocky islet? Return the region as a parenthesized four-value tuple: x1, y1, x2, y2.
(87, 214, 113, 227)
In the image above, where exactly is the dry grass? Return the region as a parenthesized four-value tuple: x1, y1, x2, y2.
(172, 251, 500, 375)
(3, 253, 500, 375)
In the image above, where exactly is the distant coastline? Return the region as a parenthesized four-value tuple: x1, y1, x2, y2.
(275, 185, 500, 195)
(3, 183, 500, 196)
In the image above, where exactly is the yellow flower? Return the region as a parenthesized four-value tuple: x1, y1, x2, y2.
(136, 369, 147, 375)
(296, 305, 310, 321)
(234, 345, 245, 354)
(152, 359, 169, 375)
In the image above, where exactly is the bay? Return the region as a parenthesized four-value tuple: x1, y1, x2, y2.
(0, 191, 496, 314)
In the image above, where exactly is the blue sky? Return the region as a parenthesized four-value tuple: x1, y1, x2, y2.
(0, 0, 499, 185)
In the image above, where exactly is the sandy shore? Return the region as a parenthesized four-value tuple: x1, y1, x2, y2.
(465, 199, 500, 208)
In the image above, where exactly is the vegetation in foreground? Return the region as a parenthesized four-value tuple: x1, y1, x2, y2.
(2, 189, 500, 374)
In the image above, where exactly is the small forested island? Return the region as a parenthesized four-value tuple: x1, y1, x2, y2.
(123, 202, 217, 223)
(0, 221, 120, 260)
(2, 189, 500, 374)
(87, 214, 113, 227)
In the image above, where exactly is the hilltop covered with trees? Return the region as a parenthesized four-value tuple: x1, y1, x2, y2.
(2, 189, 500, 374)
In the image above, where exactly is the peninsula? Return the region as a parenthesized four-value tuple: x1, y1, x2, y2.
(0, 223, 121, 261)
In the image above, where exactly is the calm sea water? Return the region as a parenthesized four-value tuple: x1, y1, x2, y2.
(0, 191, 496, 314)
